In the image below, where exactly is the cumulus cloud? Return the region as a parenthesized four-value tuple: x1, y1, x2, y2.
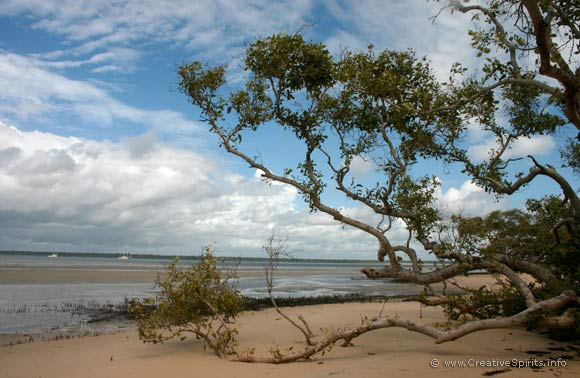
(124, 130, 158, 158)
(436, 180, 506, 217)
(0, 0, 561, 261)
(0, 121, 532, 259)
(0, 121, 396, 259)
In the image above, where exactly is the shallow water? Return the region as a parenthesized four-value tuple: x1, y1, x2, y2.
(0, 253, 423, 334)
(0, 283, 155, 333)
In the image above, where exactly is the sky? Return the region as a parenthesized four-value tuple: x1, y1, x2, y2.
(0, 0, 576, 259)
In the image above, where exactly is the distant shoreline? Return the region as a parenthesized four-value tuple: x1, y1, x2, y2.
(0, 250, 431, 264)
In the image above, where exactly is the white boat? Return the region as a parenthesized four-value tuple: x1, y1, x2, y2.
(117, 252, 130, 260)
(48, 253, 58, 258)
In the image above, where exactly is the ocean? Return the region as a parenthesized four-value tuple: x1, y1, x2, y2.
(0, 253, 426, 334)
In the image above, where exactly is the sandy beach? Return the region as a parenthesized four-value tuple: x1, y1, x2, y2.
(2, 300, 579, 378)
(1, 263, 577, 377)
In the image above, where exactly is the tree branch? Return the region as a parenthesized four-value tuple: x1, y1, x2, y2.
(235, 291, 578, 363)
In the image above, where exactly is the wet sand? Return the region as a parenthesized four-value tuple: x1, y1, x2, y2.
(0, 267, 498, 285)
(0, 267, 364, 284)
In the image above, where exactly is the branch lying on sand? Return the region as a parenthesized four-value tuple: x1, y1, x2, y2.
(233, 235, 579, 364)
(234, 291, 577, 363)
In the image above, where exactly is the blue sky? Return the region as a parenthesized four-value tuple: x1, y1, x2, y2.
(0, 0, 576, 259)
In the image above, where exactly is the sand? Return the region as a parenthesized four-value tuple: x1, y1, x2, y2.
(1, 301, 578, 378)
(1, 268, 577, 377)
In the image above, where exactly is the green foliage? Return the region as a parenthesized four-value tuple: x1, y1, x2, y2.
(454, 209, 548, 258)
(178, 62, 227, 120)
(502, 76, 565, 135)
(453, 196, 580, 295)
(441, 196, 579, 326)
(178, 34, 453, 220)
(562, 138, 580, 176)
(394, 175, 441, 235)
(442, 285, 527, 321)
(229, 78, 273, 132)
(325, 48, 445, 162)
(177, 1, 580, 337)
(525, 197, 579, 293)
(129, 250, 243, 357)
(246, 33, 334, 95)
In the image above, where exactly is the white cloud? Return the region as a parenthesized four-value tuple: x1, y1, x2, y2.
(35, 48, 141, 73)
(0, 0, 566, 262)
(508, 135, 557, 158)
(0, 121, 399, 259)
(324, 29, 369, 55)
(0, 52, 198, 135)
(124, 130, 158, 158)
(0, 0, 314, 71)
(0, 0, 479, 81)
(349, 155, 373, 177)
(0, 121, 528, 259)
(321, 0, 477, 82)
(436, 179, 506, 217)
(469, 134, 556, 161)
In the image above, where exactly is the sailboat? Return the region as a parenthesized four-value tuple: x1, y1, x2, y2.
(117, 252, 130, 260)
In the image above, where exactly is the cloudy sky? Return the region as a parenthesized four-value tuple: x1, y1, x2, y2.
(0, 0, 573, 259)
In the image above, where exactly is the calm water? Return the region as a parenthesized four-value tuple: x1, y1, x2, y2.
(0, 254, 423, 334)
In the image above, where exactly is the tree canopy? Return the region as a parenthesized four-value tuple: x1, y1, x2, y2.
(178, 0, 580, 345)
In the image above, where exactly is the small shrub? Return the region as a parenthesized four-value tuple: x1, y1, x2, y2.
(130, 249, 243, 357)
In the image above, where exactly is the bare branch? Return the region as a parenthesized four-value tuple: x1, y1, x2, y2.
(450, 0, 522, 76)
(235, 291, 577, 363)
(434, 290, 577, 343)
(486, 262, 536, 307)
(361, 261, 482, 283)
(520, 0, 580, 129)
(207, 117, 402, 269)
(263, 234, 316, 346)
(393, 245, 420, 272)
(551, 218, 574, 247)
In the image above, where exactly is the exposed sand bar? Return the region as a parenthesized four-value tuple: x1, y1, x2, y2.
(1, 301, 578, 378)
